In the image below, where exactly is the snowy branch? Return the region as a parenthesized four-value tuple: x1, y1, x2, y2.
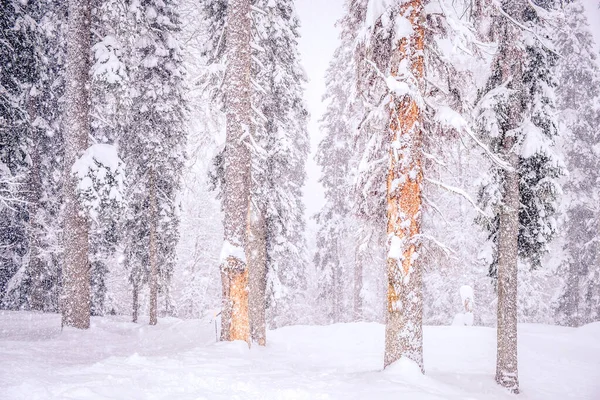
(425, 177, 490, 219)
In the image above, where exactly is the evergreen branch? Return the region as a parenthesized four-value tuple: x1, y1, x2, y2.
(492, 0, 560, 58)
(425, 177, 490, 219)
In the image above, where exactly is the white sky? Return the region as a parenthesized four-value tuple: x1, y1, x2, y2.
(583, 1, 600, 52)
(296, 0, 346, 221)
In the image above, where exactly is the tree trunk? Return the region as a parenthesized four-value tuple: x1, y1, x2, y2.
(248, 204, 267, 346)
(384, 0, 425, 372)
(149, 168, 158, 326)
(496, 139, 520, 393)
(354, 243, 363, 321)
(494, 1, 525, 392)
(132, 282, 139, 323)
(26, 92, 45, 311)
(61, 0, 91, 329)
(220, 0, 251, 343)
(333, 252, 342, 323)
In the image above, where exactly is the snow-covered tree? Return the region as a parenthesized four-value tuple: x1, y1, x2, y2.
(1, 0, 66, 313)
(554, 0, 600, 327)
(475, 0, 562, 392)
(218, 0, 252, 342)
(124, 0, 187, 324)
(88, 0, 129, 316)
(0, 0, 35, 308)
(315, 0, 368, 324)
(199, 0, 310, 340)
(250, 0, 310, 333)
(62, 0, 93, 329)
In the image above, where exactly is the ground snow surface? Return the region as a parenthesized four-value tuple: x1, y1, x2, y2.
(1, 311, 599, 400)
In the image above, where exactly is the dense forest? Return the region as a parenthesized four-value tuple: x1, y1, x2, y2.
(1, 0, 599, 397)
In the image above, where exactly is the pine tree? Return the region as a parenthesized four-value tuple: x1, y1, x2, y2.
(475, 0, 561, 392)
(200, 0, 309, 340)
(315, 0, 368, 325)
(124, 0, 187, 325)
(250, 0, 310, 333)
(219, 0, 251, 342)
(554, 0, 600, 327)
(0, 1, 37, 308)
(88, 0, 130, 316)
(62, 0, 93, 329)
(1, 0, 67, 313)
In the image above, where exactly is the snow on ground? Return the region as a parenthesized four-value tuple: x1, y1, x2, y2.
(1, 311, 599, 400)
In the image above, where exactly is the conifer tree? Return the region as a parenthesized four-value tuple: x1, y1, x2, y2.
(62, 0, 93, 329)
(125, 0, 186, 325)
(200, 0, 309, 340)
(250, 0, 310, 333)
(475, 0, 561, 392)
(0, 0, 35, 306)
(88, 0, 129, 316)
(315, 0, 367, 324)
(554, 0, 600, 327)
(0, 0, 66, 313)
(219, 0, 252, 342)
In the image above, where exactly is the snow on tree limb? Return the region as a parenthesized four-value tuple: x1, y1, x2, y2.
(425, 177, 490, 219)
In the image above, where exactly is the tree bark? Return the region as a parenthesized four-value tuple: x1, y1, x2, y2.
(494, 1, 525, 392)
(354, 243, 363, 321)
(496, 139, 520, 393)
(149, 168, 158, 326)
(26, 92, 45, 311)
(248, 204, 267, 346)
(132, 282, 139, 323)
(384, 0, 425, 372)
(61, 0, 91, 329)
(220, 0, 251, 343)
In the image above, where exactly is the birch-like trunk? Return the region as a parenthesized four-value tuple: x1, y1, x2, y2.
(61, 0, 91, 329)
(248, 204, 267, 346)
(220, 0, 251, 343)
(149, 168, 158, 326)
(384, 0, 425, 371)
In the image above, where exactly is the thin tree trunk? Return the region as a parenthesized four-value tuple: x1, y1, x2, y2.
(384, 0, 425, 371)
(220, 0, 251, 343)
(333, 252, 341, 323)
(132, 282, 139, 323)
(61, 0, 91, 329)
(354, 243, 363, 321)
(149, 168, 158, 326)
(248, 204, 267, 346)
(26, 92, 45, 311)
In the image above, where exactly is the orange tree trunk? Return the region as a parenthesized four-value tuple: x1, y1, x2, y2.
(220, 0, 251, 344)
(384, 0, 425, 371)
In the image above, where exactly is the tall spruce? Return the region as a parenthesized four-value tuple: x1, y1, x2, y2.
(88, 0, 129, 316)
(315, 0, 367, 324)
(475, 0, 561, 392)
(62, 0, 93, 329)
(250, 0, 310, 333)
(1, 0, 66, 313)
(0, 0, 36, 308)
(200, 0, 310, 339)
(124, 0, 186, 324)
(219, 0, 252, 342)
(554, 0, 600, 327)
